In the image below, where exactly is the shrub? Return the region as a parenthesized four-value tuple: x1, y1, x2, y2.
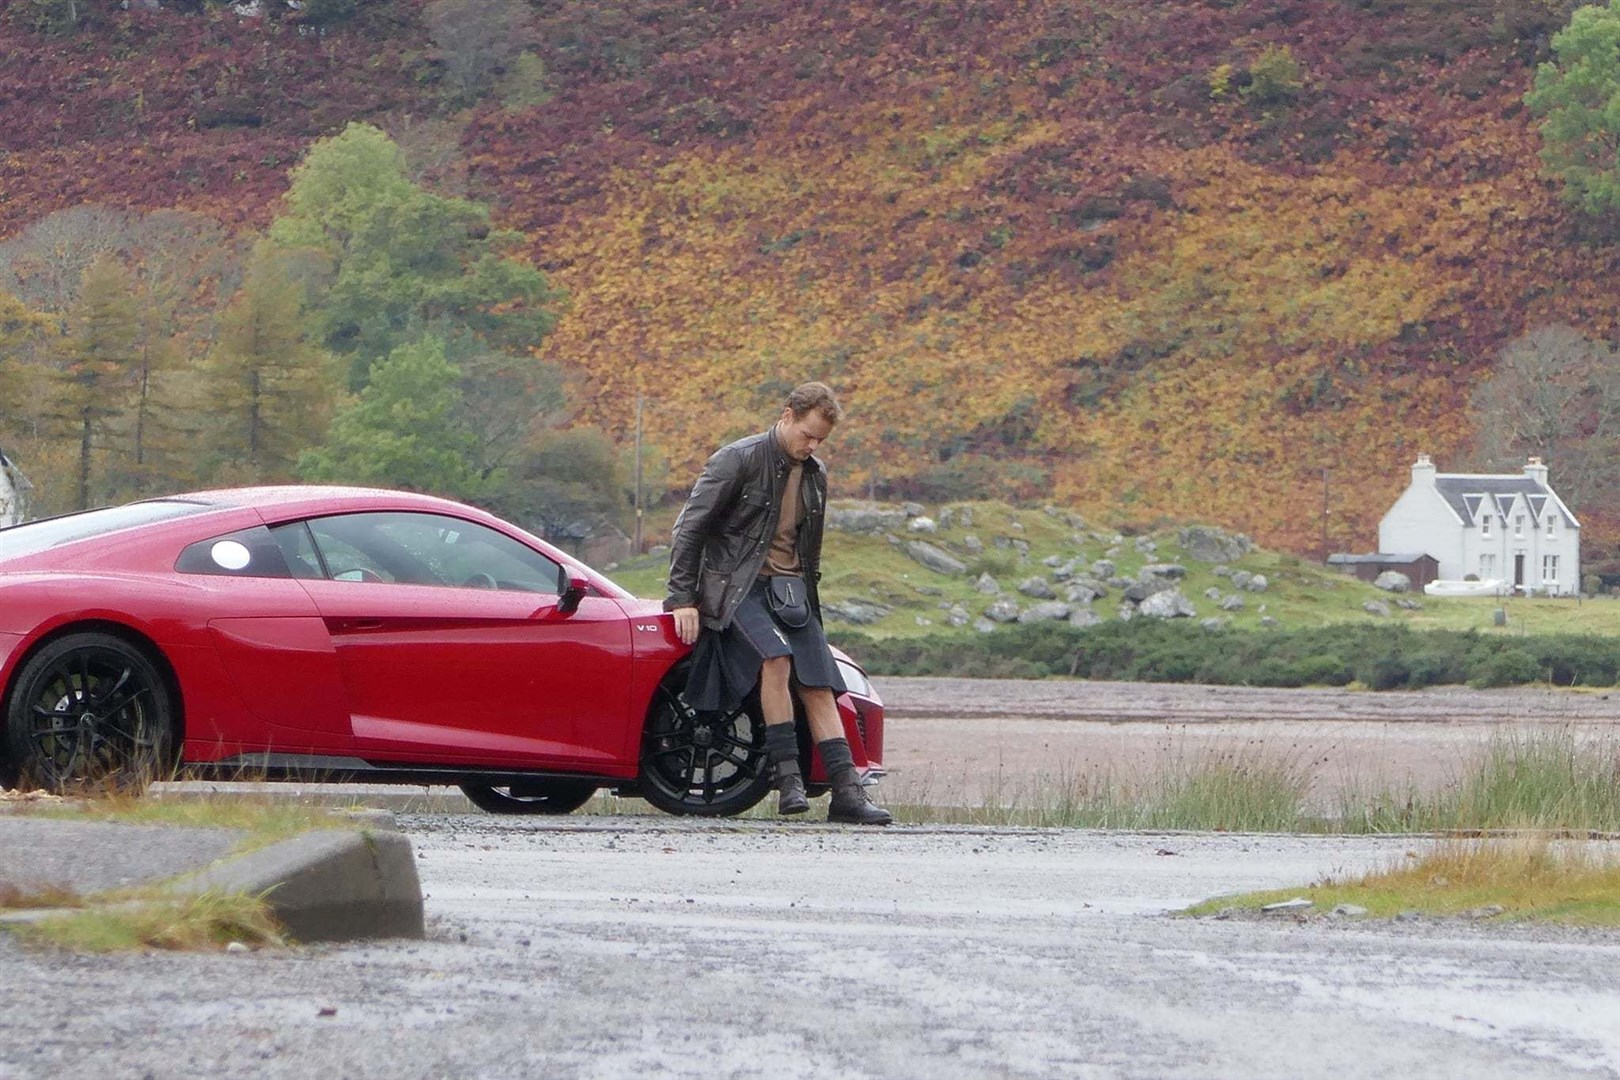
(1469, 650, 1543, 688)
(1242, 45, 1304, 105)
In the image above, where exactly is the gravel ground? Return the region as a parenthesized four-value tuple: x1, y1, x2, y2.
(2, 816, 1617, 1080)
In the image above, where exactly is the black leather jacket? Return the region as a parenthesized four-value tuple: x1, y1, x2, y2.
(664, 428, 827, 631)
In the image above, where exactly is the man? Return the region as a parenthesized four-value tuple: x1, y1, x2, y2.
(664, 382, 891, 825)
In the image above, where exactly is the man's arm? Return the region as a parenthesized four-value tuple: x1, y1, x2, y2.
(664, 445, 744, 617)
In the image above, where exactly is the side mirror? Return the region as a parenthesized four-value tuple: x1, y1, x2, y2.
(558, 573, 589, 615)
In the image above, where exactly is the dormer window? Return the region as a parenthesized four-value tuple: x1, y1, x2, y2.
(1481, 516, 1491, 537)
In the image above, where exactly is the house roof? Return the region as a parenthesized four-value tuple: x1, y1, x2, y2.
(1433, 474, 1580, 528)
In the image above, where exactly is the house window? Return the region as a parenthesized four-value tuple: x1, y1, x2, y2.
(1481, 516, 1491, 537)
(1546, 515, 1557, 538)
(1543, 555, 1559, 584)
(1515, 515, 1525, 538)
(1479, 553, 1497, 579)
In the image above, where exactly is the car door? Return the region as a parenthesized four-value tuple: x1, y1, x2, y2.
(277, 511, 633, 770)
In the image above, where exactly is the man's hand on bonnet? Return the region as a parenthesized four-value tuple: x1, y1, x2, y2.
(673, 607, 700, 645)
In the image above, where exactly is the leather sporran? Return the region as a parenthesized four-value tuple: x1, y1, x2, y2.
(765, 574, 810, 628)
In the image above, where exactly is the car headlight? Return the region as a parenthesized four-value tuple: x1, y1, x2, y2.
(836, 658, 876, 701)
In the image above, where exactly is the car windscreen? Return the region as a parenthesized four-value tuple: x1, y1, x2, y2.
(0, 500, 213, 562)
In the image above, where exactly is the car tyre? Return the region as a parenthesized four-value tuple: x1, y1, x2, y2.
(637, 671, 771, 817)
(4, 631, 176, 794)
(458, 780, 598, 815)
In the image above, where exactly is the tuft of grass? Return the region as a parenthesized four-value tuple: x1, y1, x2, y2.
(1186, 837, 1620, 926)
(27, 792, 357, 854)
(13, 890, 286, 953)
(0, 882, 85, 910)
(1451, 731, 1620, 832)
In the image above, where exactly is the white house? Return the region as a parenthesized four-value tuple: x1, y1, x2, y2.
(1379, 454, 1581, 595)
(0, 447, 23, 528)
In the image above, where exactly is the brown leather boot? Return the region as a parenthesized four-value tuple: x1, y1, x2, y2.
(819, 737, 892, 826)
(765, 722, 809, 815)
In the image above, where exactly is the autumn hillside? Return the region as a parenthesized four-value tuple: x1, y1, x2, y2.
(2, 0, 1616, 564)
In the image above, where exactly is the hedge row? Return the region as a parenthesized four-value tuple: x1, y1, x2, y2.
(836, 621, 1620, 689)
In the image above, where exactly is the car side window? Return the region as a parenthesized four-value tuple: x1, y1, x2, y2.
(175, 525, 295, 578)
(267, 521, 327, 581)
(298, 512, 564, 593)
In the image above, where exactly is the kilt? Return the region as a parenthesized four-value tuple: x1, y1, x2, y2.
(684, 577, 846, 714)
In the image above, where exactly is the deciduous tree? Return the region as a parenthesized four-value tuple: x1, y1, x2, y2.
(51, 257, 141, 509)
(1526, 0, 1620, 214)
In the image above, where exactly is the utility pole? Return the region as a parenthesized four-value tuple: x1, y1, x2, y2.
(633, 394, 644, 554)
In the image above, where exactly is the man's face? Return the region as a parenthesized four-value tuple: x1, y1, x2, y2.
(777, 407, 835, 461)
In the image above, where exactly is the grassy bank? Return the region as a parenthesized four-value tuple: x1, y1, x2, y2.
(1186, 840, 1620, 927)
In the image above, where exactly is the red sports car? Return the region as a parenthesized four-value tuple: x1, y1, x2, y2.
(0, 486, 884, 816)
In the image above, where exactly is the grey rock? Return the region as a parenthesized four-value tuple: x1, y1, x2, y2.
(885, 533, 901, 545)
(1331, 904, 1369, 917)
(947, 605, 970, 627)
(1011, 539, 1030, 555)
(962, 535, 983, 554)
(1200, 617, 1229, 631)
(1043, 554, 1065, 568)
(1066, 584, 1100, 605)
(1362, 600, 1392, 617)
(1242, 574, 1269, 593)
(1068, 608, 1104, 629)
(975, 572, 1001, 595)
(1204, 587, 1223, 600)
(903, 502, 926, 518)
(1010, 520, 1025, 532)
(1070, 577, 1109, 599)
(1395, 910, 1423, 923)
(1140, 562, 1187, 580)
(1212, 565, 1232, 578)
(1260, 616, 1280, 628)
(983, 597, 1021, 623)
(1090, 559, 1116, 579)
(823, 599, 891, 625)
(1051, 564, 1073, 582)
(1464, 904, 1505, 920)
(1042, 504, 1062, 517)
(1260, 897, 1313, 913)
(1219, 594, 1245, 612)
(906, 541, 968, 575)
(1134, 538, 1158, 554)
(973, 617, 997, 634)
(936, 507, 955, 529)
(1019, 601, 1073, 623)
(957, 506, 974, 527)
(827, 506, 907, 533)
(907, 516, 938, 534)
(1374, 570, 1411, 593)
(1138, 589, 1196, 619)
(1116, 602, 1136, 621)
(1395, 597, 1424, 610)
(1178, 525, 1253, 564)
(1018, 576, 1056, 599)
(1229, 570, 1253, 590)
(915, 616, 932, 626)
(1123, 578, 1176, 602)
(1106, 576, 1131, 590)
(994, 535, 1012, 549)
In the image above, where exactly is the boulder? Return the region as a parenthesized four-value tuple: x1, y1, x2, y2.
(1066, 583, 1101, 604)
(1011, 539, 1030, 555)
(1242, 574, 1269, 593)
(823, 599, 891, 625)
(973, 617, 998, 634)
(975, 572, 1001, 594)
(1260, 616, 1280, 628)
(1212, 565, 1232, 578)
(1051, 564, 1073, 582)
(983, 597, 1021, 623)
(1018, 601, 1072, 623)
(1219, 594, 1245, 612)
(1373, 570, 1411, 593)
(947, 605, 971, 627)
(1178, 525, 1253, 564)
(1204, 587, 1222, 600)
(1229, 570, 1254, 590)
(827, 506, 906, 533)
(1043, 554, 1066, 568)
(907, 516, 938, 534)
(1395, 597, 1424, 610)
(1362, 600, 1391, 617)
(1138, 589, 1197, 619)
(1090, 559, 1116, 579)
(1068, 608, 1105, 629)
(1017, 576, 1056, 599)
(1139, 562, 1187, 580)
(906, 541, 967, 575)
(1123, 577, 1176, 602)
(903, 502, 926, 518)
(962, 535, 983, 554)
(1200, 618, 1230, 631)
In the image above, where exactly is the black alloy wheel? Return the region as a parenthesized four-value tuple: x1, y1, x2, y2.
(458, 780, 598, 815)
(637, 677, 771, 817)
(4, 632, 176, 793)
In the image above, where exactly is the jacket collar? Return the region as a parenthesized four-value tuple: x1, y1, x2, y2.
(762, 425, 822, 476)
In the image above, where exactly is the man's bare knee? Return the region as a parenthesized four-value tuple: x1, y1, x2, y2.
(760, 656, 792, 683)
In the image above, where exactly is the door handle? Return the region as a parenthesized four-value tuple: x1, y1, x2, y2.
(336, 619, 384, 632)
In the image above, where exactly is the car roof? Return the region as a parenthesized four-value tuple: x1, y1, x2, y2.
(180, 485, 472, 513)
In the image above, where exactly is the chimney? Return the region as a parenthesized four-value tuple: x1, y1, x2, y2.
(1524, 456, 1549, 487)
(1411, 453, 1436, 486)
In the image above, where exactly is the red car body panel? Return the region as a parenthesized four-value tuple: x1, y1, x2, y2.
(0, 486, 883, 798)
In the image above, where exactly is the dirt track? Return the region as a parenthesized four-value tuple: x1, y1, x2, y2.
(873, 678, 1620, 808)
